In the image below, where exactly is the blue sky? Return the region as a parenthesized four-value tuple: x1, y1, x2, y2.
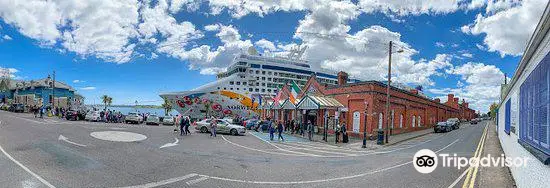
(0, 0, 546, 112)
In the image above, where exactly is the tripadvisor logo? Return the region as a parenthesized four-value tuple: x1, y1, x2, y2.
(413, 149, 438, 174)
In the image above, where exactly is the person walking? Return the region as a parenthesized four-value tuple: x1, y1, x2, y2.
(341, 122, 348, 143)
(179, 116, 185, 136)
(277, 121, 285, 142)
(307, 120, 313, 141)
(269, 119, 275, 141)
(184, 117, 191, 135)
(39, 106, 44, 118)
(210, 116, 217, 137)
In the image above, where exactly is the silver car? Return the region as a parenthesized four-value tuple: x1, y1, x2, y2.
(162, 116, 175, 125)
(195, 119, 246, 136)
(145, 115, 160, 125)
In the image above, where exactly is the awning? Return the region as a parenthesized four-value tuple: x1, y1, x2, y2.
(297, 95, 344, 110)
(281, 99, 297, 110)
(258, 101, 273, 110)
(271, 101, 282, 109)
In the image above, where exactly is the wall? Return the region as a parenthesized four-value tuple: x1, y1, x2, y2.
(497, 17, 550, 187)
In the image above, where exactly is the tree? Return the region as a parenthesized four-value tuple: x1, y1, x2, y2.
(489, 103, 498, 120)
(161, 97, 172, 116)
(101, 95, 112, 110)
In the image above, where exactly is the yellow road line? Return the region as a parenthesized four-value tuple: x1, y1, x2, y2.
(468, 124, 489, 188)
(461, 122, 488, 188)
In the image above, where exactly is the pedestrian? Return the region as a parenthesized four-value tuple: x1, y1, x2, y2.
(39, 106, 44, 118)
(210, 116, 217, 137)
(173, 115, 179, 132)
(277, 121, 285, 141)
(335, 123, 341, 144)
(307, 120, 313, 141)
(341, 122, 348, 143)
(180, 115, 185, 136)
(184, 117, 191, 135)
(269, 119, 275, 141)
(33, 105, 38, 118)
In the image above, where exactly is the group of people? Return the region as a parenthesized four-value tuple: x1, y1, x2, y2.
(257, 118, 348, 143)
(99, 109, 124, 123)
(30, 105, 46, 118)
(178, 116, 192, 136)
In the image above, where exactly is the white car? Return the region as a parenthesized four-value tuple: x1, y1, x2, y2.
(195, 119, 246, 136)
(85, 111, 101, 122)
(145, 115, 160, 125)
(125, 112, 143, 124)
(162, 116, 175, 125)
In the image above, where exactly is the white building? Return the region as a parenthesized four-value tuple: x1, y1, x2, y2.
(497, 3, 550, 188)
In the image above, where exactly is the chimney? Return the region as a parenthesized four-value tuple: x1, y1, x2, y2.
(337, 71, 349, 86)
(434, 98, 440, 103)
(411, 89, 418, 95)
(454, 97, 459, 103)
(447, 94, 454, 103)
(464, 102, 469, 109)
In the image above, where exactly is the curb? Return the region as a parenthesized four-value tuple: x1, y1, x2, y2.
(384, 130, 434, 147)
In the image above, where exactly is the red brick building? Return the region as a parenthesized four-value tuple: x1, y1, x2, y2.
(263, 71, 476, 138)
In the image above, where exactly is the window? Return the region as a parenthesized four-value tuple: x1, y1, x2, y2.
(418, 116, 422, 127)
(378, 113, 383, 129)
(267, 89, 271, 92)
(262, 83, 266, 86)
(262, 71, 265, 75)
(249, 88, 253, 92)
(255, 88, 259, 92)
(400, 114, 403, 128)
(262, 77, 266, 80)
(519, 56, 549, 155)
(217, 87, 220, 90)
(412, 116, 416, 127)
(256, 83, 259, 86)
(505, 99, 511, 135)
(391, 110, 394, 129)
(229, 81, 234, 85)
(268, 77, 272, 81)
(262, 89, 265, 92)
(249, 70, 253, 73)
(223, 87, 226, 90)
(274, 72, 278, 76)
(236, 82, 241, 85)
(268, 71, 272, 75)
(230, 88, 233, 90)
(243, 82, 247, 85)
(256, 70, 259, 74)
(256, 77, 259, 80)
(236, 88, 239, 90)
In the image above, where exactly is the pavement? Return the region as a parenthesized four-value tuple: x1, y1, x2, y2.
(0, 110, 515, 187)
(478, 121, 516, 188)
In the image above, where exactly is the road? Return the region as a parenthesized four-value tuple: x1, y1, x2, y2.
(0, 111, 489, 188)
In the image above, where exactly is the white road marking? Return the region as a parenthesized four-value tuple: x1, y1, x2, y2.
(8, 115, 44, 124)
(274, 143, 357, 156)
(0, 144, 56, 188)
(220, 136, 309, 157)
(90, 131, 147, 142)
(118, 173, 198, 188)
(186, 176, 209, 185)
(58, 135, 87, 147)
(447, 167, 472, 188)
(245, 134, 321, 156)
(160, 138, 179, 149)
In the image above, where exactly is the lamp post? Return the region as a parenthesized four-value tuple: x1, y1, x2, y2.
(362, 100, 368, 148)
(385, 41, 404, 144)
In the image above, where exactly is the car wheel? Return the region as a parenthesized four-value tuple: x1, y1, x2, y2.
(200, 126, 208, 133)
(230, 129, 238, 136)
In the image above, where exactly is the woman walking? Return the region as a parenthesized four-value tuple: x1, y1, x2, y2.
(210, 116, 217, 137)
(269, 119, 275, 141)
(184, 117, 191, 135)
(277, 121, 285, 142)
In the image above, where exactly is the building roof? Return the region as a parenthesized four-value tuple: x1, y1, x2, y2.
(2, 78, 74, 91)
(297, 95, 344, 110)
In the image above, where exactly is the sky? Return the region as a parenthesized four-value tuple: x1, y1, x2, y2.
(0, 0, 547, 113)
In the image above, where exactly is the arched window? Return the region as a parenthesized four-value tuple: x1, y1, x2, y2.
(399, 114, 403, 128)
(390, 110, 395, 129)
(418, 116, 422, 127)
(378, 113, 383, 129)
(412, 116, 416, 127)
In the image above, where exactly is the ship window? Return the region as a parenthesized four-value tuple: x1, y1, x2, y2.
(236, 88, 239, 90)
(274, 72, 278, 76)
(267, 89, 271, 92)
(224, 87, 227, 90)
(236, 82, 241, 85)
(256, 70, 259, 74)
(230, 88, 233, 90)
(273, 78, 278, 82)
(243, 82, 247, 85)
(256, 77, 259, 80)
(274, 90, 278, 93)
(249, 70, 253, 73)
(268, 71, 272, 75)
(256, 83, 259, 86)
(262, 89, 265, 92)
(262, 71, 265, 75)
(249, 88, 253, 92)
(262, 77, 266, 80)
(268, 78, 272, 81)
(217, 87, 220, 90)
(255, 88, 259, 92)
(262, 83, 266, 86)
(230, 81, 234, 85)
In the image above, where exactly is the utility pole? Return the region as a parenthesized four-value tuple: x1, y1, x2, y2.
(52, 71, 55, 110)
(384, 41, 392, 144)
(363, 100, 368, 148)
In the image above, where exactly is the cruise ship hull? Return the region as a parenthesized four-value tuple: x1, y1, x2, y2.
(160, 90, 259, 119)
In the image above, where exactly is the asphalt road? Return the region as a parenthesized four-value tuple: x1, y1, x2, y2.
(0, 111, 489, 188)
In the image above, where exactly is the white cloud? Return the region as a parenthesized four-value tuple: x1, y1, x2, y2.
(467, 0, 487, 10)
(476, 43, 487, 51)
(435, 42, 445, 47)
(462, 0, 546, 57)
(443, 62, 505, 112)
(204, 24, 220, 31)
(80, 86, 96, 90)
(0, 67, 18, 78)
(359, 0, 462, 16)
(451, 43, 459, 48)
(206, 0, 314, 18)
(2, 35, 12, 40)
(254, 39, 277, 52)
(461, 53, 473, 58)
(151, 52, 159, 59)
(72, 80, 85, 83)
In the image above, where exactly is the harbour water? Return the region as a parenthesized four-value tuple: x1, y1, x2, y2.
(88, 106, 179, 116)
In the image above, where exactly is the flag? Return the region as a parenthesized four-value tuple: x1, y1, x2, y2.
(289, 80, 302, 103)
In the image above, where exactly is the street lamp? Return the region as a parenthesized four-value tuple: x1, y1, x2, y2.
(363, 100, 368, 148)
(384, 41, 404, 144)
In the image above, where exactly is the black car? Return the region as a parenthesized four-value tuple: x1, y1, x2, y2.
(8, 104, 25, 113)
(434, 122, 452, 133)
(65, 110, 81, 121)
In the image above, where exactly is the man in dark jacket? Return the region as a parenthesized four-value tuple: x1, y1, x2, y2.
(180, 117, 186, 136)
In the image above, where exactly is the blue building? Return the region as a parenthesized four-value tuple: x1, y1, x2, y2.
(0, 77, 76, 108)
(497, 2, 550, 187)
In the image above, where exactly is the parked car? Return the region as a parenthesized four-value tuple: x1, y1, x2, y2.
(85, 111, 101, 121)
(8, 103, 24, 113)
(145, 115, 160, 125)
(125, 112, 143, 124)
(446, 118, 460, 130)
(258, 120, 271, 132)
(470, 118, 479, 124)
(65, 110, 82, 121)
(195, 118, 246, 136)
(434, 122, 453, 133)
(162, 116, 175, 125)
(244, 119, 259, 130)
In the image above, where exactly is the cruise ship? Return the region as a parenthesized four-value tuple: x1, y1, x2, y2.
(159, 46, 359, 119)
